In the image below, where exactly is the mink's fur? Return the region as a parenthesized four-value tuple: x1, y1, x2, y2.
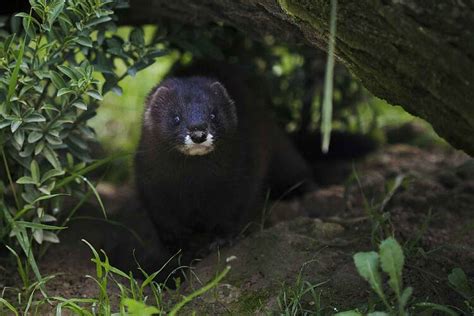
(135, 71, 313, 262)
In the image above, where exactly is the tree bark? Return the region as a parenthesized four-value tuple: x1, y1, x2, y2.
(124, 0, 474, 156)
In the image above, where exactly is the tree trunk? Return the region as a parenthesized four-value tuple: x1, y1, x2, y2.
(124, 0, 474, 156)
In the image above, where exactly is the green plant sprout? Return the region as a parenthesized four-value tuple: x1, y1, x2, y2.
(336, 237, 458, 316)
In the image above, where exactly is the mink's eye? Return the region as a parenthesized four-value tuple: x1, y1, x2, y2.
(210, 113, 216, 120)
(173, 115, 181, 125)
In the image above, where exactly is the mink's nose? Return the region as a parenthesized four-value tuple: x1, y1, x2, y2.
(188, 123, 208, 144)
(190, 131, 207, 144)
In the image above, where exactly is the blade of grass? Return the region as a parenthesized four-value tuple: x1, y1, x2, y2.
(14, 221, 67, 230)
(52, 297, 96, 316)
(1, 148, 20, 209)
(414, 302, 458, 315)
(55, 152, 129, 190)
(321, 0, 338, 153)
(80, 176, 107, 219)
(6, 26, 26, 107)
(168, 265, 231, 316)
(82, 239, 103, 279)
(0, 298, 19, 316)
(3, 209, 46, 296)
(23, 275, 56, 315)
(5, 245, 28, 288)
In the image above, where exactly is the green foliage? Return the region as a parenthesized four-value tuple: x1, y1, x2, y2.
(0, 0, 166, 286)
(350, 169, 401, 246)
(353, 251, 389, 309)
(122, 298, 160, 316)
(337, 237, 458, 316)
(277, 264, 328, 315)
(448, 267, 474, 313)
(0, 239, 231, 315)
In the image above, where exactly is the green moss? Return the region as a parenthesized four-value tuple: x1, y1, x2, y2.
(277, 0, 327, 30)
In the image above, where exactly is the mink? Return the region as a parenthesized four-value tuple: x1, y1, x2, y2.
(134, 75, 313, 262)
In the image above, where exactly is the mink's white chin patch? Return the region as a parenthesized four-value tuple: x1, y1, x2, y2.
(177, 134, 215, 156)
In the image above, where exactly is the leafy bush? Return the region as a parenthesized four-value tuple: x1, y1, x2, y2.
(0, 0, 164, 283)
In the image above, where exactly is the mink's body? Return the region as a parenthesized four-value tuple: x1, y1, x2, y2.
(135, 73, 312, 260)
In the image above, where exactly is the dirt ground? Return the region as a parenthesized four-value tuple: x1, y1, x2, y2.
(1, 142, 473, 314)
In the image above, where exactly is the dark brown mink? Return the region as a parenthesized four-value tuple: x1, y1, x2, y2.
(134, 70, 313, 263)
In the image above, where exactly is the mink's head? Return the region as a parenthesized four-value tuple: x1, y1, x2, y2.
(143, 77, 237, 156)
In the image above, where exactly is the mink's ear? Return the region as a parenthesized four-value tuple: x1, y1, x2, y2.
(148, 85, 172, 107)
(210, 81, 232, 102)
(210, 81, 237, 127)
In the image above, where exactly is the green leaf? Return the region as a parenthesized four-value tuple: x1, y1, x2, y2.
(0, 298, 19, 316)
(127, 66, 138, 77)
(13, 129, 25, 148)
(45, 134, 63, 145)
(122, 298, 160, 316)
(82, 239, 103, 278)
(86, 90, 103, 100)
(32, 193, 68, 204)
(34, 140, 45, 155)
(24, 113, 46, 123)
(40, 168, 65, 183)
(81, 176, 107, 219)
(39, 181, 55, 195)
(146, 49, 166, 59)
(20, 146, 35, 157)
(16, 176, 37, 185)
(57, 88, 74, 97)
(379, 237, 404, 297)
(56, 153, 127, 189)
(399, 286, 413, 309)
(47, 0, 65, 26)
(129, 28, 145, 46)
(22, 15, 37, 39)
(72, 101, 87, 110)
(28, 131, 43, 143)
(0, 120, 11, 129)
(84, 16, 112, 28)
(42, 231, 60, 243)
(74, 35, 93, 48)
(30, 160, 40, 184)
(168, 265, 231, 315)
(33, 228, 44, 244)
(353, 251, 386, 302)
(6, 37, 26, 109)
(15, 221, 66, 230)
(11, 120, 22, 133)
(50, 71, 66, 89)
(448, 268, 473, 301)
(68, 134, 88, 150)
(414, 302, 458, 315)
(42, 145, 60, 169)
(40, 214, 57, 223)
(4, 209, 45, 293)
(57, 65, 78, 80)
